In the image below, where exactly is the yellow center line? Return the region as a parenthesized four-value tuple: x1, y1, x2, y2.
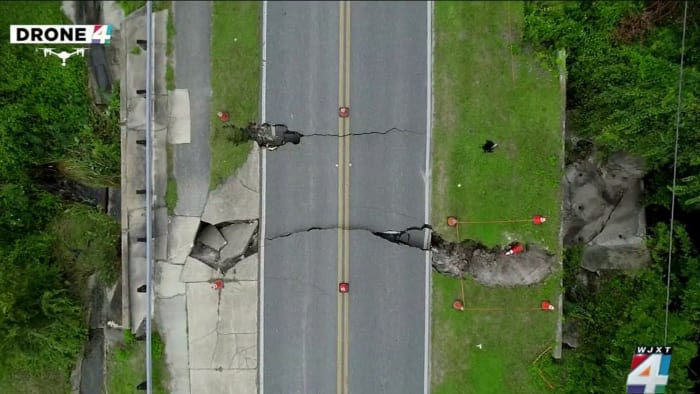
(341, 2, 351, 393)
(336, 2, 352, 394)
(336, 2, 347, 394)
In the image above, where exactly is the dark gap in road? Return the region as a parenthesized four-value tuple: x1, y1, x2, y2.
(265, 224, 431, 251)
(298, 127, 420, 138)
(266, 225, 556, 286)
(223, 123, 421, 149)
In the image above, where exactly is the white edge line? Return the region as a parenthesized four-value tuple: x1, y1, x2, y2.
(259, 1, 268, 393)
(423, 2, 434, 394)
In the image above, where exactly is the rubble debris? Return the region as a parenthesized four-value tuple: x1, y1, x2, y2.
(431, 235, 555, 286)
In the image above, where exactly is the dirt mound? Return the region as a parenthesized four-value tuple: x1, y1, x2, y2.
(431, 235, 555, 286)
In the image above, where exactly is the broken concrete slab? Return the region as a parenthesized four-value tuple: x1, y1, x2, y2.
(190, 370, 256, 394)
(199, 224, 227, 251)
(155, 261, 186, 298)
(181, 256, 216, 283)
(201, 147, 260, 224)
(223, 254, 258, 281)
(219, 222, 257, 263)
(189, 243, 220, 266)
(581, 244, 650, 272)
(168, 89, 191, 144)
(168, 216, 200, 264)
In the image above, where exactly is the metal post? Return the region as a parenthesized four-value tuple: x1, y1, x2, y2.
(145, 1, 154, 393)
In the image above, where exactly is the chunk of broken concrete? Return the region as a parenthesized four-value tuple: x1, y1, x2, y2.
(189, 243, 220, 267)
(155, 262, 186, 298)
(219, 222, 258, 263)
(201, 146, 260, 223)
(180, 256, 216, 283)
(223, 254, 258, 281)
(167, 216, 201, 264)
(198, 224, 227, 251)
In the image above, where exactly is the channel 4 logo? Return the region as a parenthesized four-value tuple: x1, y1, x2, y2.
(626, 346, 672, 394)
(10, 25, 112, 45)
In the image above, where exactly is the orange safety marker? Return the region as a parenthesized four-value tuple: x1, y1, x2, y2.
(505, 243, 525, 256)
(212, 279, 224, 289)
(217, 111, 230, 122)
(338, 106, 350, 118)
(532, 215, 546, 225)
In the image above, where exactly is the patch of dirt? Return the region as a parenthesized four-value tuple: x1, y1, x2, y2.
(431, 235, 555, 286)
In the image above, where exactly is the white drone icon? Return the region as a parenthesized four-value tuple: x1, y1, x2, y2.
(37, 48, 88, 66)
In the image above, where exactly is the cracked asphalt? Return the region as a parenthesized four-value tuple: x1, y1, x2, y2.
(262, 2, 429, 393)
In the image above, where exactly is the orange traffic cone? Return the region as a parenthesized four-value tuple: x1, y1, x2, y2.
(217, 111, 230, 122)
(505, 243, 525, 256)
(532, 215, 546, 225)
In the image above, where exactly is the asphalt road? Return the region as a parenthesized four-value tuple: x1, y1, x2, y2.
(263, 2, 429, 393)
(172, 1, 211, 217)
(263, 3, 340, 394)
(347, 3, 429, 393)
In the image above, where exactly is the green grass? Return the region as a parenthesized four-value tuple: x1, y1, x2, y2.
(432, 1, 562, 250)
(431, 2, 564, 393)
(166, 62, 175, 91)
(0, 369, 70, 394)
(106, 330, 169, 394)
(432, 275, 561, 393)
(166, 5, 175, 56)
(209, 1, 261, 189)
(51, 204, 121, 293)
(165, 144, 177, 214)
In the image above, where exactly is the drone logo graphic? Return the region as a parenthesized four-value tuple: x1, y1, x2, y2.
(37, 48, 87, 66)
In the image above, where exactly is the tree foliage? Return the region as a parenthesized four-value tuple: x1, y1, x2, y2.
(524, 2, 700, 391)
(0, 2, 122, 387)
(0, 234, 86, 373)
(524, 1, 700, 209)
(559, 223, 699, 392)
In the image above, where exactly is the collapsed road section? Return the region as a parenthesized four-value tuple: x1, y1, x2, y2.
(265, 225, 556, 287)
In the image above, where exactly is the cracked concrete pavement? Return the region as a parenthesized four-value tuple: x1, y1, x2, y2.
(117, 2, 260, 393)
(158, 146, 260, 394)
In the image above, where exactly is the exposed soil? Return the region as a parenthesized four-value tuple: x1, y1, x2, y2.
(431, 235, 555, 286)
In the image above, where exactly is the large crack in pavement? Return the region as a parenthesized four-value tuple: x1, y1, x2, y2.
(265, 224, 432, 251)
(266, 225, 555, 286)
(297, 127, 420, 139)
(233, 123, 422, 150)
